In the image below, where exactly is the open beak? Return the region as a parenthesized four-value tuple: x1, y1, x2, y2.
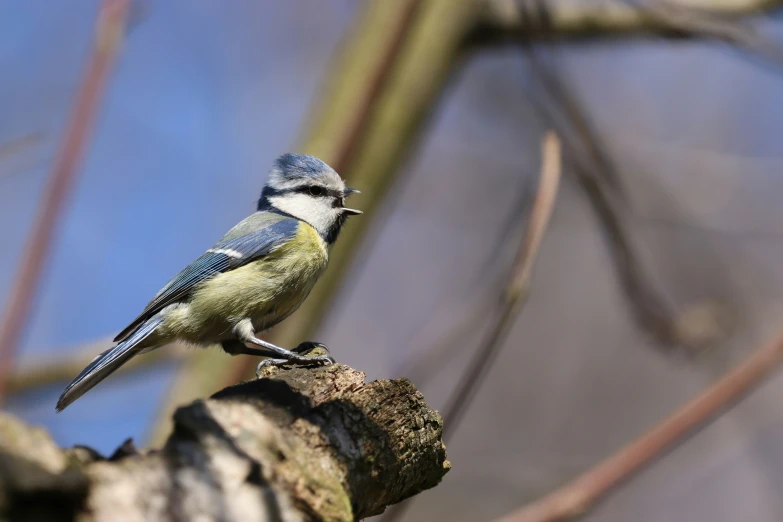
(342, 188, 362, 215)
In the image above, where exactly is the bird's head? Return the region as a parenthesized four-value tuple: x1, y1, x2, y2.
(258, 153, 362, 243)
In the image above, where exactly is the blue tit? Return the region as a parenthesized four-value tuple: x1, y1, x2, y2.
(56, 153, 361, 412)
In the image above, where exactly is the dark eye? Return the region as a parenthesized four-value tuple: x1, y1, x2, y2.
(309, 186, 325, 197)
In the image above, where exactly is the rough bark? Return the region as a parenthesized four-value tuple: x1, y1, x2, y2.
(0, 362, 449, 522)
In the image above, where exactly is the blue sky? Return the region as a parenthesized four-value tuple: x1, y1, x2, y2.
(0, 0, 357, 453)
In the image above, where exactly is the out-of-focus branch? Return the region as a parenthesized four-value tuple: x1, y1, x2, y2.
(632, 0, 783, 69)
(479, 0, 783, 38)
(0, 132, 44, 179)
(8, 338, 187, 394)
(442, 131, 561, 439)
(381, 132, 562, 522)
(148, 0, 484, 446)
(496, 328, 783, 522)
(525, 49, 728, 352)
(0, 0, 131, 401)
(0, 134, 41, 161)
(393, 286, 499, 385)
(526, 50, 676, 345)
(148, 0, 776, 447)
(261, 0, 481, 379)
(394, 175, 533, 384)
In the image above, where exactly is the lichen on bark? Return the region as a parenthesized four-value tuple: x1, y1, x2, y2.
(0, 363, 449, 522)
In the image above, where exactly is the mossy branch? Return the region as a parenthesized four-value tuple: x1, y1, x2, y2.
(0, 361, 449, 522)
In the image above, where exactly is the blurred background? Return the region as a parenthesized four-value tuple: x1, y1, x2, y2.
(2, 0, 783, 520)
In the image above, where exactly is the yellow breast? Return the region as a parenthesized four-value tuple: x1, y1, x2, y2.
(267, 221, 329, 277)
(181, 220, 329, 339)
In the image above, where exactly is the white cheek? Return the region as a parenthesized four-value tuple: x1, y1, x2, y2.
(268, 194, 339, 237)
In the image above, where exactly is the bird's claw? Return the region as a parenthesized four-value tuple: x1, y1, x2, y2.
(255, 352, 335, 378)
(293, 341, 330, 354)
(256, 358, 286, 377)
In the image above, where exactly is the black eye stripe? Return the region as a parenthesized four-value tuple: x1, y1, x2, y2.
(290, 185, 343, 198)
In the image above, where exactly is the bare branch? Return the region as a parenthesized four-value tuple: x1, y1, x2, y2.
(480, 0, 783, 38)
(0, 0, 131, 400)
(496, 329, 783, 522)
(0, 134, 41, 160)
(633, 0, 783, 70)
(8, 338, 188, 394)
(394, 172, 534, 384)
(381, 132, 562, 522)
(523, 48, 730, 352)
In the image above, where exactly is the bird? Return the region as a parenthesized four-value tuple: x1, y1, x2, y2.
(56, 153, 362, 412)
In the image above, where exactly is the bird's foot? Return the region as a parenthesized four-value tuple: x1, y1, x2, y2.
(255, 345, 335, 378)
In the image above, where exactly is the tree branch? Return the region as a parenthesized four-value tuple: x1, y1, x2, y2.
(381, 132, 562, 522)
(495, 329, 783, 522)
(0, 0, 131, 400)
(479, 0, 783, 38)
(7, 338, 187, 394)
(0, 360, 449, 522)
(442, 131, 562, 440)
(522, 48, 730, 352)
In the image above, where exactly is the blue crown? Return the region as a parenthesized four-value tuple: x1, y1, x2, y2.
(274, 153, 332, 179)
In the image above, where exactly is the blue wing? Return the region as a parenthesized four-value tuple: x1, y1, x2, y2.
(114, 216, 299, 342)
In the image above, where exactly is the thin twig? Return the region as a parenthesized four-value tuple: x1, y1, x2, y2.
(380, 131, 562, 522)
(630, 0, 783, 73)
(0, 132, 44, 163)
(393, 286, 498, 384)
(523, 48, 692, 350)
(329, 0, 422, 172)
(393, 180, 532, 383)
(8, 338, 188, 394)
(528, 47, 730, 352)
(0, 132, 46, 180)
(442, 131, 561, 440)
(0, 0, 131, 400)
(495, 329, 783, 522)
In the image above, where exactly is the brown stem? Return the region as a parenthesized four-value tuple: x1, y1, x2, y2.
(328, 0, 422, 172)
(380, 132, 562, 522)
(443, 131, 561, 439)
(0, 132, 44, 179)
(496, 330, 783, 522)
(394, 174, 533, 384)
(0, 0, 131, 400)
(8, 339, 187, 394)
(523, 49, 694, 350)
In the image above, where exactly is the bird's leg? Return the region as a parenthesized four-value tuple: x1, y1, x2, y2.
(220, 340, 278, 358)
(231, 320, 335, 377)
(246, 337, 335, 364)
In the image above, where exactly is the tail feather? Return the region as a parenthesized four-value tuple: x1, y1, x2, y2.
(56, 316, 163, 412)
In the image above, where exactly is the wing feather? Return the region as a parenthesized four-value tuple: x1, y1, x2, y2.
(114, 216, 298, 342)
